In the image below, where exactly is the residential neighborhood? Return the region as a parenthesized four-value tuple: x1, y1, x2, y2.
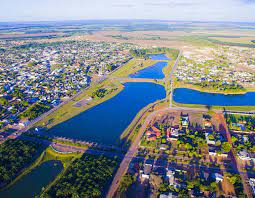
(0, 40, 133, 130)
(117, 110, 255, 197)
(175, 46, 255, 91)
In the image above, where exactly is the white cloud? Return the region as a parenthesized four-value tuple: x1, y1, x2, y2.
(0, 0, 254, 22)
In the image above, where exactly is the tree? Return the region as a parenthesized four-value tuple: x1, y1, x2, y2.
(0, 97, 8, 105)
(119, 174, 134, 193)
(215, 140, 221, 146)
(221, 142, 232, 153)
(231, 136, 238, 143)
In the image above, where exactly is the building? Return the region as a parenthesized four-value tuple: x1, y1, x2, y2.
(249, 178, 255, 195)
(205, 132, 216, 145)
(238, 149, 255, 161)
(181, 115, 189, 127)
(214, 173, 223, 183)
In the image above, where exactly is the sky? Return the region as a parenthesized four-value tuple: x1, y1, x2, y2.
(0, 0, 255, 22)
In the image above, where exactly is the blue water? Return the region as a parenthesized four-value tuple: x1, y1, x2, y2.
(173, 88, 255, 106)
(148, 54, 170, 60)
(0, 160, 63, 198)
(129, 62, 168, 79)
(48, 83, 166, 144)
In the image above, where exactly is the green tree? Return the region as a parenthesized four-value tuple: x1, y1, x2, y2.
(221, 142, 232, 153)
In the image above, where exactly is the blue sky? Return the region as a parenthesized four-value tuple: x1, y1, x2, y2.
(1, 0, 255, 22)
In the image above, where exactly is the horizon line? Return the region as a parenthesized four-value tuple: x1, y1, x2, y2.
(0, 18, 255, 24)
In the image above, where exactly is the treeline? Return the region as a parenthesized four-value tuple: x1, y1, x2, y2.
(43, 154, 119, 198)
(0, 139, 44, 187)
(130, 48, 179, 59)
(19, 102, 51, 120)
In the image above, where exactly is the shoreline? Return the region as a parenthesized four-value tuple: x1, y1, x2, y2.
(174, 82, 254, 95)
(172, 101, 255, 112)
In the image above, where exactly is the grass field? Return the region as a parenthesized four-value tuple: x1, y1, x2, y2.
(208, 36, 255, 45)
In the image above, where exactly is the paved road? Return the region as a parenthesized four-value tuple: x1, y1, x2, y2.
(169, 50, 182, 108)
(133, 156, 255, 176)
(224, 111, 255, 115)
(106, 108, 170, 198)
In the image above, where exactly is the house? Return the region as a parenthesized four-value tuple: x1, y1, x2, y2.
(166, 128, 170, 138)
(147, 135, 157, 141)
(152, 126, 161, 133)
(146, 130, 154, 136)
(181, 115, 189, 127)
(18, 118, 30, 128)
(205, 132, 216, 145)
(238, 149, 250, 160)
(145, 126, 161, 141)
(203, 119, 213, 129)
(208, 145, 217, 156)
(159, 193, 178, 198)
(249, 178, 255, 195)
(238, 149, 255, 161)
(214, 173, 223, 183)
(141, 164, 153, 179)
(169, 128, 179, 140)
(166, 169, 175, 185)
(160, 144, 168, 150)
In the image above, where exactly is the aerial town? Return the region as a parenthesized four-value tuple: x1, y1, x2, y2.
(120, 110, 255, 197)
(0, 16, 255, 198)
(0, 40, 132, 130)
(175, 46, 255, 92)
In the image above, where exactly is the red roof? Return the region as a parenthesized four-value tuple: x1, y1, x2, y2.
(151, 126, 161, 133)
(147, 135, 157, 141)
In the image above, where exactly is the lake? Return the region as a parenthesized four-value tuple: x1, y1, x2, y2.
(128, 54, 169, 79)
(0, 160, 63, 198)
(148, 54, 170, 60)
(48, 82, 166, 144)
(129, 62, 168, 79)
(173, 88, 255, 106)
